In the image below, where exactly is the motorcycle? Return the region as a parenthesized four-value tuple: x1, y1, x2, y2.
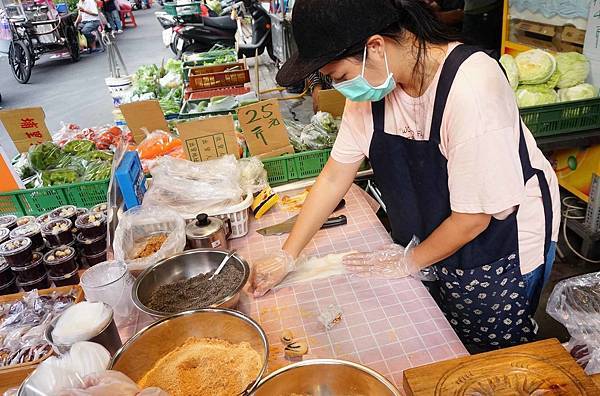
(169, 0, 273, 60)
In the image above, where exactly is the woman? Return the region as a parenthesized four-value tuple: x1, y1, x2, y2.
(251, 0, 560, 352)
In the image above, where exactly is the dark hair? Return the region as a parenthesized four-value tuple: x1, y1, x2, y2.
(339, 0, 461, 94)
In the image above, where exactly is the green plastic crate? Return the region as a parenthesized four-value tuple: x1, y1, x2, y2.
(262, 149, 331, 186)
(164, 1, 202, 16)
(520, 97, 600, 138)
(0, 180, 109, 217)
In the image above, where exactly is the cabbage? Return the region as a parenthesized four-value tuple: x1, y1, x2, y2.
(516, 85, 558, 108)
(500, 54, 519, 90)
(515, 49, 556, 85)
(558, 83, 598, 102)
(555, 52, 590, 89)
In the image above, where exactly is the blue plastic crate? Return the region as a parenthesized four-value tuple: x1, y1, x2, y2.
(115, 152, 146, 210)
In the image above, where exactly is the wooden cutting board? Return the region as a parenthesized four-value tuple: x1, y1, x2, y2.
(403, 339, 600, 395)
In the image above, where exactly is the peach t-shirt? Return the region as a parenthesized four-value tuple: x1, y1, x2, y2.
(331, 43, 560, 274)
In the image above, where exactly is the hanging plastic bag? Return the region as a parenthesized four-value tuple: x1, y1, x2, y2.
(547, 271, 600, 374)
(113, 206, 186, 272)
(78, 33, 87, 50)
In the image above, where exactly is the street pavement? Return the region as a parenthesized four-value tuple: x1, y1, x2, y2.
(0, 8, 172, 157)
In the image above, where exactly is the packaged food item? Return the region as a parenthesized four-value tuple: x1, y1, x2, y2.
(16, 216, 36, 227)
(83, 250, 107, 267)
(75, 213, 106, 239)
(12, 252, 46, 283)
(51, 302, 112, 346)
(91, 203, 108, 214)
(0, 237, 33, 267)
(43, 246, 78, 277)
(49, 267, 80, 287)
(0, 257, 15, 285)
(76, 233, 106, 256)
(0, 215, 17, 231)
(76, 208, 89, 217)
(17, 273, 50, 292)
(0, 228, 10, 244)
(42, 219, 74, 247)
(10, 223, 45, 251)
(49, 205, 78, 224)
(0, 276, 18, 295)
(36, 213, 53, 226)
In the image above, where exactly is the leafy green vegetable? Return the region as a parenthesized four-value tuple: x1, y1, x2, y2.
(63, 139, 95, 155)
(555, 52, 590, 89)
(28, 142, 64, 171)
(41, 168, 80, 186)
(516, 85, 559, 108)
(12, 153, 35, 180)
(78, 150, 114, 162)
(515, 49, 556, 85)
(164, 58, 182, 74)
(500, 54, 519, 91)
(83, 160, 112, 181)
(558, 83, 598, 102)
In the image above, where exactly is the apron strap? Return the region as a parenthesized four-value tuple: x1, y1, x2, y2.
(430, 44, 482, 143)
(371, 98, 386, 132)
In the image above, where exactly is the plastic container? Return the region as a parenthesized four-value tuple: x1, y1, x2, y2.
(42, 218, 74, 247)
(12, 252, 46, 283)
(0, 228, 9, 244)
(16, 216, 36, 227)
(80, 261, 136, 327)
(49, 205, 77, 223)
(262, 149, 332, 186)
(75, 212, 106, 239)
(43, 245, 78, 277)
(90, 202, 108, 215)
(0, 237, 33, 267)
(76, 233, 106, 256)
(205, 192, 253, 239)
(9, 223, 45, 251)
(187, 62, 250, 91)
(520, 97, 600, 138)
(36, 213, 53, 226)
(0, 215, 17, 230)
(0, 276, 18, 296)
(17, 273, 50, 292)
(83, 250, 107, 267)
(76, 207, 89, 217)
(49, 266, 80, 287)
(0, 258, 14, 285)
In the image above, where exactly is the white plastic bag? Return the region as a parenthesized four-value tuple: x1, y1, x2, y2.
(143, 155, 243, 218)
(547, 271, 600, 373)
(113, 206, 186, 272)
(238, 157, 268, 194)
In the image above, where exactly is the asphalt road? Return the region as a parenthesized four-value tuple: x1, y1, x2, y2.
(0, 7, 173, 157)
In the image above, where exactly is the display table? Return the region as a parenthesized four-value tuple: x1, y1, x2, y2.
(123, 184, 467, 388)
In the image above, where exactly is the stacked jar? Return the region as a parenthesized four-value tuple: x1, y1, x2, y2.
(0, 237, 48, 292)
(76, 205, 108, 267)
(41, 205, 80, 287)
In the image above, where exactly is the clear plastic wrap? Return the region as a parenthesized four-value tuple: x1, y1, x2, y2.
(284, 111, 340, 152)
(57, 371, 168, 396)
(142, 155, 243, 218)
(547, 272, 600, 374)
(22, 342, 110, 396)
(113, 205, 186, 272)
(238, 157, 268, 194)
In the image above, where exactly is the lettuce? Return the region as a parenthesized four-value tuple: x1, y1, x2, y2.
(500, 54, 519, 91)
(515, 49, 556, 85)
(516, 85, 558, 108)
(558, 83, 598, 102)
(555, 52, 590, 89)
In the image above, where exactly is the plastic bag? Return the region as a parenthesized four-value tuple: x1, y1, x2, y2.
(113, 205, 186, 272)
(142, 156, 243, 218)
(135, 130, 182, 161)
(238, 157, 268, 194)
(547, 272, 600, 373)
(57, 371, 168, 396)
(159, 72, 181, 89)
(285, 119, 306, 152)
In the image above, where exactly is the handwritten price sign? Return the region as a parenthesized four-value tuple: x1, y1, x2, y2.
(237, 98, 292, 157)
(0, 107, 51, 153)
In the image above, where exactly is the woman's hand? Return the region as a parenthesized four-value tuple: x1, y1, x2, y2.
(58, 371, 168, 396)
(250, 250, 296, 297)
(343, 237, 420, 278)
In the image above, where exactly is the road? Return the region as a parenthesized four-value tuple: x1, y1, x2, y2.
(0, 7, 173, 157)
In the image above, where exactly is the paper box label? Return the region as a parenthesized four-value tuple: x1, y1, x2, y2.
(237, 98, 291, 156)
(178, 115, 239, 162)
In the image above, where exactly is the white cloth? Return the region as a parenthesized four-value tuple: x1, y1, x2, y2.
(79, 0, 100, 22)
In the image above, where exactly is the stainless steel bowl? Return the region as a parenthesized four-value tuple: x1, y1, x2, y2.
(250, 359, 402, 396)
(110, 308, 269, 394)
(132, 248, 250, 318)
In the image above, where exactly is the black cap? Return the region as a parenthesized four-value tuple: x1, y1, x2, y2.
(276, 0, 400, 87)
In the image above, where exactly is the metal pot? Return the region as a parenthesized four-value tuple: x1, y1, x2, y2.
(185, 213, 231, 250)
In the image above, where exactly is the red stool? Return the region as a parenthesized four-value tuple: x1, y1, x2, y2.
(120, 10, 137, 28)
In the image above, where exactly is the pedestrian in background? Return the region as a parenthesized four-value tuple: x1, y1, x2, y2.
(76, 0, 102, 52)
(102, 0, 123, 34)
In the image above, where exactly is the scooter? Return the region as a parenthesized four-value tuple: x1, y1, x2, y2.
(170, 0, 273, 60)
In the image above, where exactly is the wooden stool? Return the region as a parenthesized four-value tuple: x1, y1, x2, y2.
(120, 10, 137, 28)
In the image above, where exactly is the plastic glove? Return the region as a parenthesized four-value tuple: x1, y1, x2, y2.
(58, 371, 168, 396)
(343, 236, 420, 279)
(251, 250, 296, 297)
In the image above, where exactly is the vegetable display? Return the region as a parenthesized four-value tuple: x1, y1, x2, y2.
(128, 60, 184, 116)
(285, 111, 341, 151)
(500, 50, 597, 108)
(182, 45, 237, 66)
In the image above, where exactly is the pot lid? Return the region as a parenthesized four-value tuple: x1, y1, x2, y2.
(185, 214, 224, 239)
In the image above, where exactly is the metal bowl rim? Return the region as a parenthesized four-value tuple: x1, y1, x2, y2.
(131, 248, 250, 317)
(109, 308, 269, 393)
(252, 358, 402, 396)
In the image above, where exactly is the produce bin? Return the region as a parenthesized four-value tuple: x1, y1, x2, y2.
(520, 97, 600, 137)
(262, 149, 331, 186)
(0, 180, 109, 217)
(186, 86, 250, 101)
(187, 62, 250, 91)
(178, 99, 236, 119)
(163, 0, 202, 16)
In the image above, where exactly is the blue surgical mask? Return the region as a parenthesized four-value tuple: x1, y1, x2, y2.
(332, 46, 396, 102)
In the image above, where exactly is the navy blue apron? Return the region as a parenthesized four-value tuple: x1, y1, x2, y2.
(367, 45, 554, 351)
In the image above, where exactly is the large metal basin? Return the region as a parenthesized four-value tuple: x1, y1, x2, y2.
(132, 248, 250, 318)
(251, 359, 402, 395)
(110, 309, 269, 394)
